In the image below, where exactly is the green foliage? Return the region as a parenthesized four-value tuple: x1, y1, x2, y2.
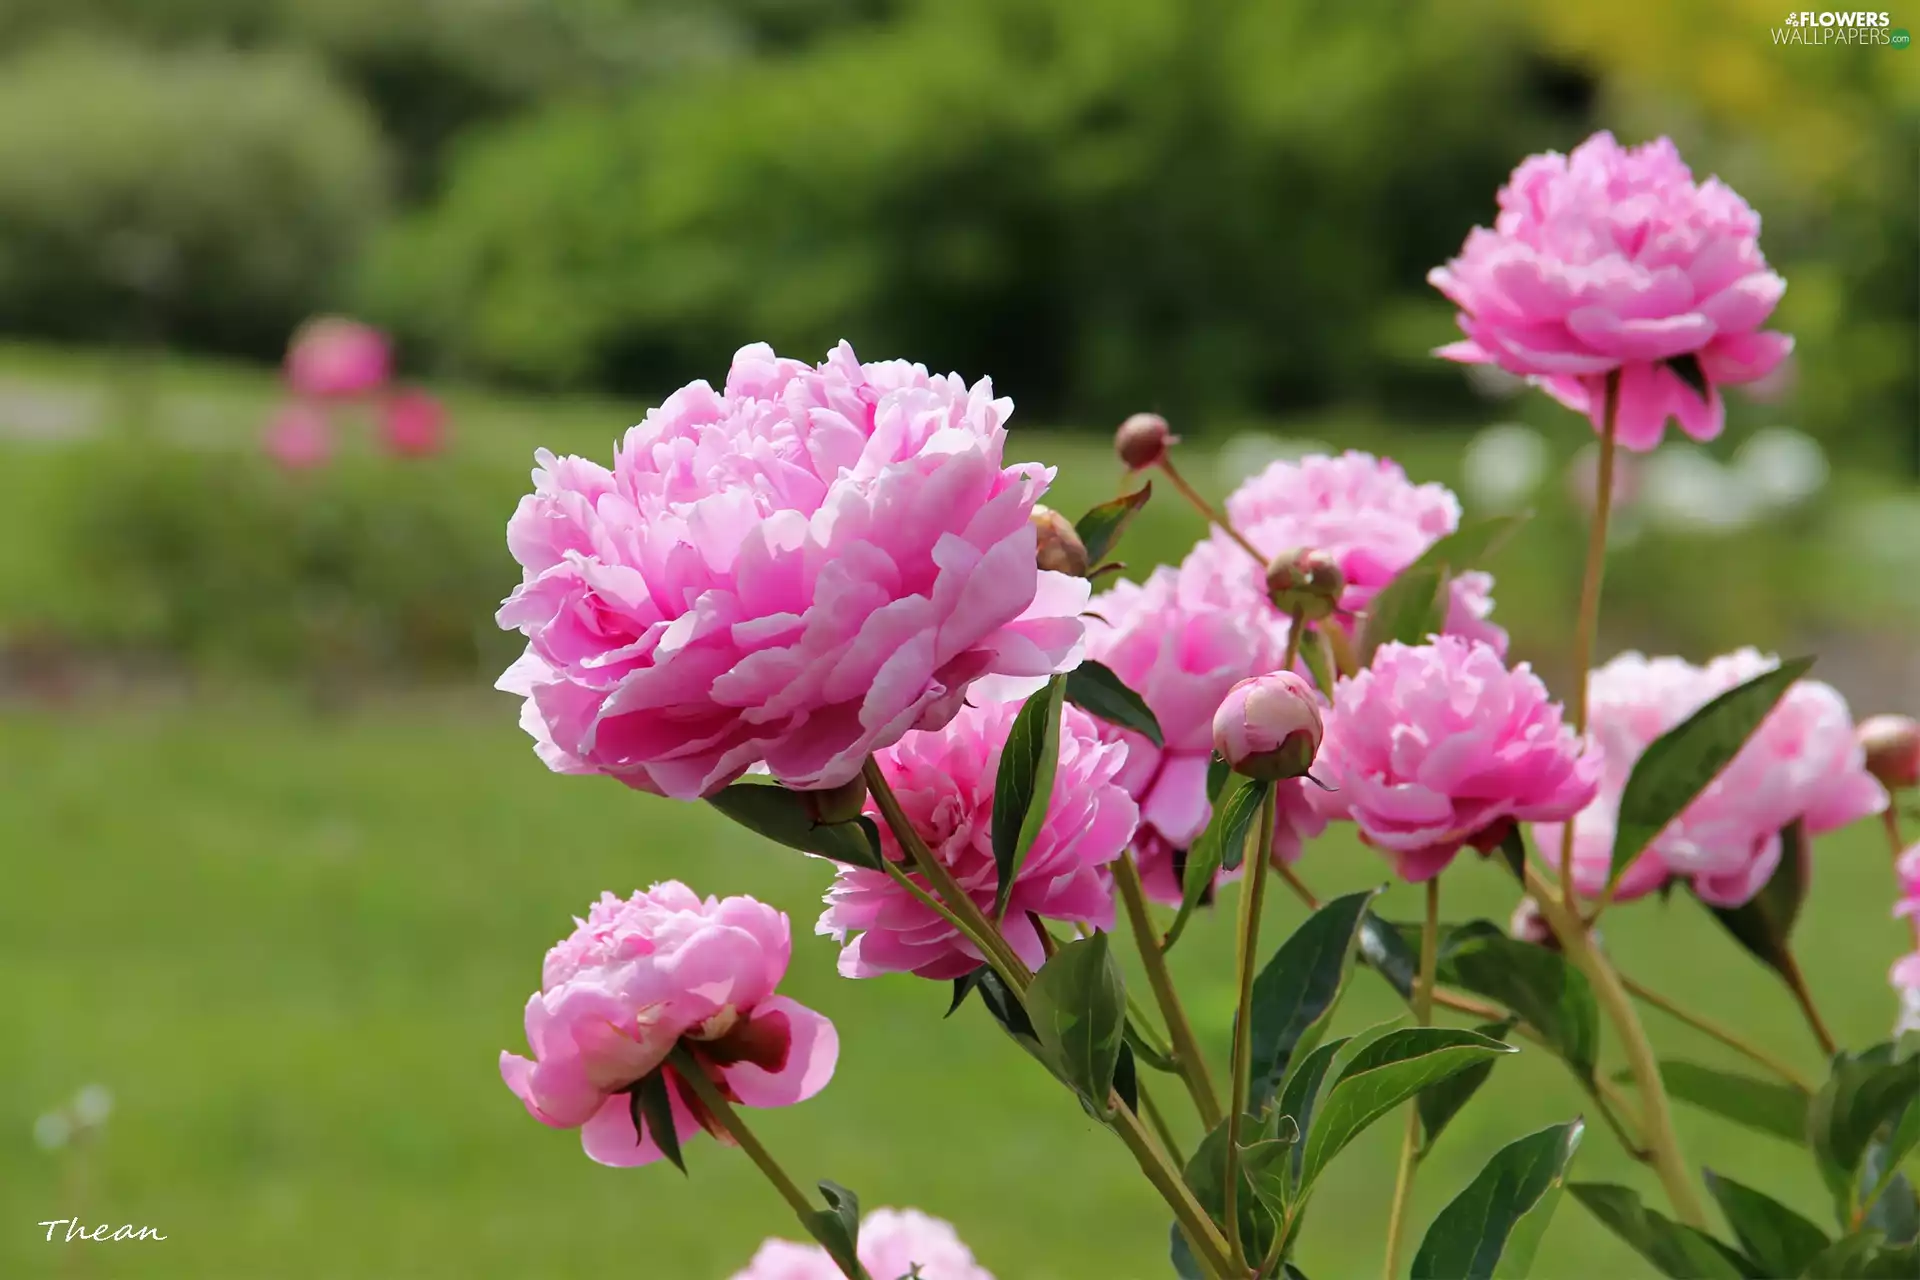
(1246, 890, 1374, 1106)
(1634, 1061, 1809, 1145)
(1809, 1048, 1920, 1225)
(989, 675, 1065, 917)
(1163, 777, 1268, 949)
(1024, 932, 1127, 1115)
(1417, 1020, 1517, 1159)
(1701, 1171, 1830, 1279)
(1411, 1120, 1583, 1280)
(1569, 1183, 1749, 1278)
(1062, 659, 1163, 747)
(705, 783, 884, 869)
(1074, 483, 1151, 569)
(1439, 921, 1599, 1086)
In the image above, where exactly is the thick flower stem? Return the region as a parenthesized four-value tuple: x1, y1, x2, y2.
(668, 1045, 873, 1280)
(1381, 878, 1440, 1280)
(1116, 852, 1225, 1129)
(1779, 948, 1838, 1058)
(1113, 1097, 1242, 1279)
(1622, 973, 1814, 1091)
(1523, 865, 1710, 1229)
(1561, 367, 1621, 908)
(1223, 786, 1279, 1270)
(1157, 454, 1265, 566)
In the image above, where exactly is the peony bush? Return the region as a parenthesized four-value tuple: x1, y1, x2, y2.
(489, 134, 1920, 1278)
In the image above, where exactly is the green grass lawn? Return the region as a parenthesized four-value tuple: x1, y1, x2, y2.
(3, 694, 1912, 1278)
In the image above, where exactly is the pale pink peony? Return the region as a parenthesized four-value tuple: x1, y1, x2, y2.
(1894, 948, 1920, 1037)
(496, 342, 1089, 800)
(729, 1208, 994, 1280)
(1209, 451, 1508, 655)
(1533, 650, 1888, 907)
(284, 316, 391, 399)
(1213, 672, 1323, 782)
(818, 701, 1136, 980)
(1083, 544, 1324, 906)
(1430, 132, 1791, 451)
(500, 882, 836, 1167)
(1311, 636, 1600, 882)
(262, 401, 331, 470)
(378, 388, 448, 458)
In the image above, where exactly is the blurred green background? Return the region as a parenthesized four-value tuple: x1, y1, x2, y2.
(1, 1, 1917, 1276)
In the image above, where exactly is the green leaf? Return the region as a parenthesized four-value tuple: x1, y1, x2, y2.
(1301, 626, 1337, 699)
(1215, 777, 1269, 874)
(1064, 660, 1164, 747)
(1622, 1061, 1809, 1144)
(1569, 1183, 1750, 1278)
(1298, 1027, 1514, 1192)
(1075, 483, 1152, 566)
(1359, 564, 1450, 667)
(1607, 658, 1814, 893)
(989, 676, 1066, 917)
(1359, 910, 1419, 1000)
(1441, 922, 1599, 1085)
(1124, 1018, 1181, 1075)
(1668, 353, 1711, 403)
(1495, 826, 1528, 882)
(1701, 820, 1809, 982)
(1164, 777, 1269, 950)
(1175, 1117, 1277, 1269)
(1247, 889, 1376, 1106)
(1702, 1170, 1831, 1278)
(630, 1072, 684, 1174)
(808, 1180, 862, 1277)
(1024, 932, 1127, 1115)
(1239, 1111, 1303, 1220)
(1111, 1040, 1139, 1117)
(970, 967, 1047, 1064)
(1206, 755, 1232, 804)
(707, 784, 884, 870)
(1411, 1119, 1584, 1280)
(1404, 512, 1532, 578)
(1795, 1231, 1885, 1278)
(1811, 1048, 1920, 1218)
(1417, 1020, 1517, 1158)
(1271, 1036, 1349, 1193)
(946, 969, 983, 1018)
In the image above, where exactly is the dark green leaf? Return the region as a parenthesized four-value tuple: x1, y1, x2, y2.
(1360, 564, 1450, 668)
(971, 967, 1046, 1063)
(630, 1072, 684, 1174)
(1569, 1183, 1750, 1278)
(1274, 1037, 1349, 1192)
(990, 676, 1066, 916)
(1124, 1019, 1181, 1075)
(1239, 1110, 1302, 1219)
(1025, 932, 1127, 1115)
(1620, 1061, 1809, 1144)
(1112, 1040, 1139, 1116)
(1164, 778, 1269, 950)
(1703, 1169, 1831, 1278)
(1418, 1020, 1517, 1157)
(1442, 922, 1599, 1085)
(1701, 820, 1809, 981)
(1215, 778, 1269, 874)
(1811, 1049, 1920, 1219)
(1864, 1157, 1919, 1248)
(1794, 1231, 1884, 1278)
(1075, 483, 1152, 566)
(946, 968, 983, 1018)
(808, 1180, 862, 1276)
(1404, 512, 1532, 578)
(1207, 755, 1232, 804)
(1859, 1239, 1919, 1278)
(1668, 353, 1710, 403)
(707, 784, 884, 870)
(1064, 660, 1163, 748)
(1301, 626, 1337, 699)
(1608, 658, 1814, 893)
(1177, 1117, 1276, 1268)
(1359, 910, 1418, 1000)
(1411, 1119, 1584, 1280)
(1247, 889, 1376, 1106)
(1495, 826, 1528, 882)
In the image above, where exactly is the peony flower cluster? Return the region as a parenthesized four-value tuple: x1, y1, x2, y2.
(818, 701, 1136, 980)
(1534, 650, 1887, 906)
(1311, 636, 1601, 883)
(1430, 131, 1791, 450)
(496, 342, 1088, 801)
(730, 1208, 994, 1280)
(266, 315, 448, 468)
(500, 883, 836, 1167)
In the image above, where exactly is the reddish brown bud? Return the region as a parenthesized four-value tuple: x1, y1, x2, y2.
(1264, 548, 1346, 622)
(1858, 714, 1920, 792)
(1114, 413, 1176, 471)
(1029, 505, 1089, 576)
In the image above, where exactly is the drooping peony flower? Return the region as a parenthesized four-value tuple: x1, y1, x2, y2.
(500, 882, 836, 1168)
(1533, 650, 1888, 907)
(729, 1208, 994, 1280)
(1311, 636, 1600, 882)
(378, 388, 448, 458)
(1213, 672, 1323, 782)
(262, 401, 332, 470)
(1430, 131, 1791, 451)
(819, 701, 1136, 980)
(496, 342, 1089, 800)
(284, 316, 391, 399)
(1083, 541, 1324, 906)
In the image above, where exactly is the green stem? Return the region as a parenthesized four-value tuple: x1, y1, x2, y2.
(1622, 973, 1814, 1091)
(1778, 947, 1839, 1058)
(1381, 879, 1440, 1279)
(1139, 1078, 1187, 1169)
(1279, 608, 1305, 675)
(1224, 784, 1278, 1269)
(1113, 1096, 1242, 1279)
(1157, 454, 1266, 566)
(1565, 368, 1621, 913)
(1116, 852, 1225, 1129)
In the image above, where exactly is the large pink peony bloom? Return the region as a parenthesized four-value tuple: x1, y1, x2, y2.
(729, 1208, 994, 1280)
(496, 342, 1089, 800)
(1210, 451, 1507, 655)
(1082, 543, 1324, 906)
(1430, 132, 1791, 451)
(1533, 650, 1888, 907)
(500, 882, 836, 1168)
(284, 316, 391, 399)
(819, 701, 1136, 980)
(1312, 636, 1600, 882)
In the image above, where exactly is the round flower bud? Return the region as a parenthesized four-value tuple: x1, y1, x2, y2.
(804, 774, 870, 826)
(1029, 505, 1089, 577)
(1264, 548, 1346, 622)
(1213, 672, 1323, 783)
(1858, 714, 1920, 793)
(1114, 412, 1176, 471)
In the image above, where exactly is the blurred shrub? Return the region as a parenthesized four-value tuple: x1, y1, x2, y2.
(0, 38, 388, 355)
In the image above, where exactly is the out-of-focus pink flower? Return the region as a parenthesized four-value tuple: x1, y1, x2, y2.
(378, 388, 448, 458)
(284, 316, 391, 399)
(729, 1208, 994, 1280)
(1214, 672, 1323, 782)
(496, 342, 1089, 800)
(818, 701, 1135, 980)
(1534, 650, 1888, 907)
(1430, 132, 1791, 451)
(262, 401, 331, 470)
(1312, 636, 1600, 882)
(1083, 544, 1323, 906)
(1207, 451, 1508, 656)
(500, 882, 836, 1168)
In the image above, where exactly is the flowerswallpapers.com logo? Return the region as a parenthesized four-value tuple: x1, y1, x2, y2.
(1772, 10, 1908, 44)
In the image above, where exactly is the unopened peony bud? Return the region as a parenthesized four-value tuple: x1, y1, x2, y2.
(804, 774, 870, 826)
(1029, 505, 1089, 576)
(1213, 672, 1323, 782)
(1265, 548, 1346, 621)
(1114, 413, 1176, 471)
(1858, 714, 1920, 792)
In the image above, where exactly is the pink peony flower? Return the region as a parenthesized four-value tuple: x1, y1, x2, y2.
(284, 316, 391, 399)
(378, 388, 448, 458)
(1209, 451, 1508, 656)
(1430, 132, 1791, 451)
(1083, 543, 1324, 906)
(1895, 950, 1920, 1038)
(1534, 650, 1888, 906)
(262, 401, 332, 470)
(818, 701, 1136, 980)
(500, 882, 836, 1167)
(496, 342, 1089, 800)
(1213, 672, 1323, 782)
(729, 1208, 994, 1280)
(1311, 636, 1600, 882)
